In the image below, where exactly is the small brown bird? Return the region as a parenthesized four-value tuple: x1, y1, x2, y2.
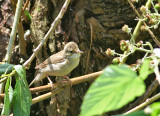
(29, 42, 83, 87)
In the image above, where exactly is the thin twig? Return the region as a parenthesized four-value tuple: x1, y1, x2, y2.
(23, 0, 71, 68)
(85, 23, 93, 74)
(127, 0, 160, 47)
(124, 92, 160, 115)
(0, 13, 11, 30)
(0, 0, 23, 101)
(22, 0, 30, 12)
(4, 0, 23, 63)
(0, 77, 8, 84)
(10, 0, 27, 57)
(146, 28, 160, 47)
(32, 88, 64, 105)
(128, 0, 151, 43)
(127, 0, 140, 17)
(125, 79, 159, 112)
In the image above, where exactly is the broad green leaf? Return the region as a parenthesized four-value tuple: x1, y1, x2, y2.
(80, 65, 145, 116)
(139, 59, 152, 80)
(1, 78, 12, 116)
(149, 102, 160, 116)
(14, 65, 28, 86)
(0, 63, 14, 75)
(13, 65, 32, 116)
(13, 80, 31, 116)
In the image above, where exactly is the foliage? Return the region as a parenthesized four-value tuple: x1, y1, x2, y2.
(1, 64, 32, 116)
(0, 63, 14, 75)
(24, 10, 32, 21)
(80, 0, 160, 114)
(0, 0, 160, 115)
(80, 65, 146, 116)
(148, 102, 160, 116)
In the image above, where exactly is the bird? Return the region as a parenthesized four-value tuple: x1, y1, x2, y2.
(29, 42, 83, 87)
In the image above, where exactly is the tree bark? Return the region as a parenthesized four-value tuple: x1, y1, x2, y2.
(30, 0, 150, 115)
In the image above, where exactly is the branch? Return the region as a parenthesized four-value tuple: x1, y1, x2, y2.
(18, 21, 27, 56)
(32, 88, 64, 105)
(124, 92, 160, 115)
(23, 0, 71, 68)
(0, 71, 103, 102)
(85, 23, 93, 74)
(129, 0, 151, 43)
(30, 71, 103, 93)
(32, 71, 102, 104)
(4, 0, 23, 63)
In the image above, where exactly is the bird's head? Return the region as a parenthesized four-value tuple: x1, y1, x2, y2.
(64, 42, 83, 57)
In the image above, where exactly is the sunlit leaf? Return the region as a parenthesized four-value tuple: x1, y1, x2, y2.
(1, 78, 13, 116)
(149, 102, 160, 116)
(139, 59, 153, 80)
(13, 65, 32, 116)
(80, 65, 145, 116)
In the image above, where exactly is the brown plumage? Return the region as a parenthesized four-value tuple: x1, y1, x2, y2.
(29, 42, 83, 86)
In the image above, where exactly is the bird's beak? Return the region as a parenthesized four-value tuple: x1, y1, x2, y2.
(77, 50, 84, 53)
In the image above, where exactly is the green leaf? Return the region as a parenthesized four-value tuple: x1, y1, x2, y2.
(13, 79, 32, 116)
(24, 10, 32, 20)
(117, 110, 149, 116)
(14, 65, 28, 85)
(80, 65, 146, 116)
(139, 59, 152, 80)
(13, 65, 32, 116)
(1, 78, 13, 116)
(150, 102, 160, 116)
(0, 63, 14, 75)
(8, 85, 14, 105)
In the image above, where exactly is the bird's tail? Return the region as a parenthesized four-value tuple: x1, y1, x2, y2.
(29, 73, 46, 87)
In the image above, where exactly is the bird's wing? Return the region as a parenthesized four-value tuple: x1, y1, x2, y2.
(35, 50, 66, 69)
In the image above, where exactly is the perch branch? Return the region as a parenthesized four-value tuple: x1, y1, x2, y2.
(4, 0, 23, 63)
(0, 71, 103, 103)
(23, 0, 71, 68)
(32, 71, 102, 104)
(30, 71, 103, 94)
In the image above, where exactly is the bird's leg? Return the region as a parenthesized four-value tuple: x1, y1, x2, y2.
(47, 76, 55, 90)
(62, 76, 72, 87)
